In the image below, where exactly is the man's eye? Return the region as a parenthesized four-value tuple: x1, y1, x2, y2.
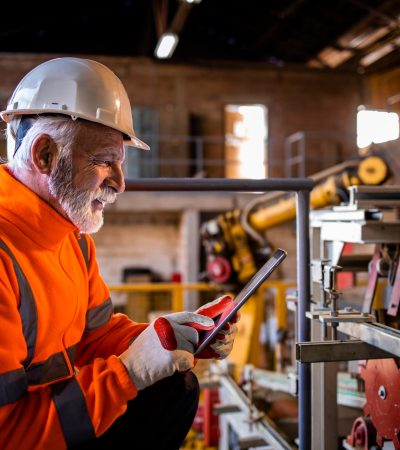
(95, 159, 112, 167)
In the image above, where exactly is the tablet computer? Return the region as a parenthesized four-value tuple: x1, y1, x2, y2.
(195, 248, 287, 356)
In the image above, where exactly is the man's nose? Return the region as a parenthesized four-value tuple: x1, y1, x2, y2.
(108, 162, 125, 194)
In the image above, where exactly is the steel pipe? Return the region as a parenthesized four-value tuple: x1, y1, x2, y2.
(125, 177, 315, 192)
(296, 190, 311, 450)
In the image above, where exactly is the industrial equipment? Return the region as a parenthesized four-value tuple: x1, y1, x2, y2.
(297, 184, 400, 449)
(201, 154, 390, 285)
(209, 183, 400, 449)
(199, 154, 400, 449)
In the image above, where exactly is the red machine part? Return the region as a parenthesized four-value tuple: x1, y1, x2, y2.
(360, 358, 400, 448)
(203, 388, 220, 447)
(337, 243, 355, 290)
(346, 416, 376, 450)
(207, 256, 232, 284)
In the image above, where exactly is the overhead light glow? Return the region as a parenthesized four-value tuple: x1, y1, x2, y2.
(154, 33, 179, 59)
(180, 0, 202, 3)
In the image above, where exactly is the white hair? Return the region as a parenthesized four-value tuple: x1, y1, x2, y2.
(7, 115, 81, 172)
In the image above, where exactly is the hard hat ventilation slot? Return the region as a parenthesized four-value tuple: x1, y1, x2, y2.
(42, 103, 68, 111)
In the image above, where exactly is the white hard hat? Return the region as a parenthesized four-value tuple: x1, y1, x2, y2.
(0, 57, 149, 150)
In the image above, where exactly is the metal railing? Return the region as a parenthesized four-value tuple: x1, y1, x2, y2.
(124, 131, 359, 179)
(125, 134, 270, 178)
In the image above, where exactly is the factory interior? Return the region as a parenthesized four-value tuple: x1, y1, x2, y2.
(1, 1, 400, 449)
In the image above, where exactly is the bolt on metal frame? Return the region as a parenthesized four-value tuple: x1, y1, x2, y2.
(124, 177, 314, 450)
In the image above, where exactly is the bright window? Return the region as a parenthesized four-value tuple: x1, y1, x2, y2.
(357, 108, 399, 148)
(225, 104, 268, 178)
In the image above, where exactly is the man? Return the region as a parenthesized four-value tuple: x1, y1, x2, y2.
(0, 58, 238, 449)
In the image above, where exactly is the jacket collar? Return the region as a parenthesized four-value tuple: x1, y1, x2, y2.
(0, 165, 77, 250)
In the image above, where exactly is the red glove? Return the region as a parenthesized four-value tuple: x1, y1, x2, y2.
(192, 295, 240, 359)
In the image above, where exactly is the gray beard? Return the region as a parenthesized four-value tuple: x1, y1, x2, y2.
(48, 153, 114, 234)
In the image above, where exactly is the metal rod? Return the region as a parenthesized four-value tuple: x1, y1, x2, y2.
(300, 135, 306, 178)
(195, 137, 203, 175)
(284, 139, 291, 178)
(125, 178, 314, 192)
(296, 190, 311, 450)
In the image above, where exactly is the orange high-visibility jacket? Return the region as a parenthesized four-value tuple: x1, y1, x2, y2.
(0, 165, 148, 449)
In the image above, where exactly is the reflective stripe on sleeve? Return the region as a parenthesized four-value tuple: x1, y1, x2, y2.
(0, 368, 27, 406)
(26, 344, 78, 385)
(0, 239, 37, 368)
(51, 377, 96, 447)
(85, 298, 113, 332)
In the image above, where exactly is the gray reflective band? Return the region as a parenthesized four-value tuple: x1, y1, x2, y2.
(26, 345, 78, 385)
(52, 377, 96, 447)
(0, 239, 37, 368)
(77, 234, 114, 332)
(75, 233, 89, 271)
(85, 298, 113, 332)
(67, 344, 77, 366)
(0, 368, 27, 406)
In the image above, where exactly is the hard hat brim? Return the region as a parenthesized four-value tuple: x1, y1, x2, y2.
(1, 109, 150, 151)
(126, 135, 150, 151)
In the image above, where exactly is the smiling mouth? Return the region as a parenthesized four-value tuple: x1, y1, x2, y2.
(92, 190, 117, 211)
(93, 199, 106, 210)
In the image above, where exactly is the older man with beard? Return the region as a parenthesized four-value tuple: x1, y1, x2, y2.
(0, 58, 238, 450)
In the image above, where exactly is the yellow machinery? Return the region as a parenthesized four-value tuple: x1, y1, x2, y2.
(201, 155, 390, 285)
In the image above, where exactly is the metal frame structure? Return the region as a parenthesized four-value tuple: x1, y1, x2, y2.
(301, 186, 400, 449)
(125, 177, 315, 450)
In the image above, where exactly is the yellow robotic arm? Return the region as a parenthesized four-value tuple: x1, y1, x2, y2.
(201, 155, 390, 284)
(249, 155, 388, 232)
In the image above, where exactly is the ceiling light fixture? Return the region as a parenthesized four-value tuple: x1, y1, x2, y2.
(360, 36, 400, 67)
(315, 46, 354, 68)
(154, 32, 179, 59)
(180, 0, 202, 3)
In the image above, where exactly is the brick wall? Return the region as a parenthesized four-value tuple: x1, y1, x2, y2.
(0, 53, 364, 299)
(0, 53, 362, 176)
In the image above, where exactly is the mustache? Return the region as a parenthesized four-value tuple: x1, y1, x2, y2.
(95, 187, 117, 204)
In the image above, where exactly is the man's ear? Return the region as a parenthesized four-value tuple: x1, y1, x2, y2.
(31, 134, 58, 174)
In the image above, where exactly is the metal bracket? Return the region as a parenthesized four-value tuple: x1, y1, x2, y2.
(296, 340, 394, 363)
(214, 403, 241, 414)
(306, 309, 376, 324)
(235, 435, 269, 449)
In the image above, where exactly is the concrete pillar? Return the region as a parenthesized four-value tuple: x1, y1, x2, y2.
(179, 209, 200, 311)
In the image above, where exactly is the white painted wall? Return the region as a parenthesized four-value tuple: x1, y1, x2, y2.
(93, 222, 180, 284)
